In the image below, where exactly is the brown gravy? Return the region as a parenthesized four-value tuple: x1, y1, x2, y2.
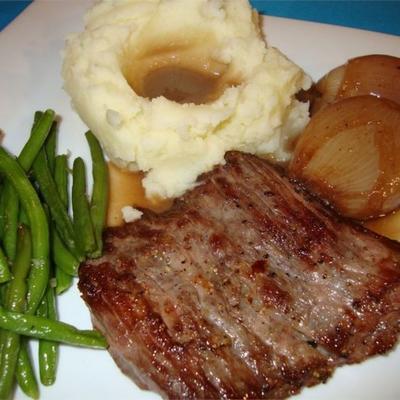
(121, 36, 239, 105)
(140, 65, 223, 105)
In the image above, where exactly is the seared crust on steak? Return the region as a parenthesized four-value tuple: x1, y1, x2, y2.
(79, 152, 400, 399)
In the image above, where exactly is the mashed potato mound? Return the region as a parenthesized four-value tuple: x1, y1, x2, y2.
(62, 0, 311, 199)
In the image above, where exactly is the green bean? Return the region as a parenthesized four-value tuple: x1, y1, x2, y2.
(19, 207, 29, 227)
(0, 306, 107, 349)
(0, 225, 32, 399)
(16, 339, 39, 399)
(0, 188, 7, 240)
(55, 263, 73, 295)
(0, 280, 6, 304)
(0, 330, 21, 398)
(52, 155, 77, 298)
(45, 121, 58, 175)
(4, 226, 32, 310)
(32, 111, 43, 127)
(0, 147, 49, 315)
(36, 290, 47, 318)
(53, 231, 79, 277)
(0, 245, 10, 283)
(32, 148, 82, 261)
(18, 110, 54, 172)
(37, 285, 58, 386)
(35, 205, 59, 386)
(0, 283, 6, 356)
(54, 155, 69, 207)
(85, 131, 108, 257)
(72, 157, 96, 256)
(2, 183, 19, 261)
(53, 155, 79, 279)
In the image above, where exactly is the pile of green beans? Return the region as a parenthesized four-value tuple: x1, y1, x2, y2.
(0, 110, 109, 399)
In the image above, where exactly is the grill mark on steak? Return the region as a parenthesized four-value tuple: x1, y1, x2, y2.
(79, 151, 400, 399)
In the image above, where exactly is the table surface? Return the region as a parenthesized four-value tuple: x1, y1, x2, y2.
(0, 0, 399, 36)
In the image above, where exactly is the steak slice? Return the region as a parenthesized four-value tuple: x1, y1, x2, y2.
(79, 151, 400, 399)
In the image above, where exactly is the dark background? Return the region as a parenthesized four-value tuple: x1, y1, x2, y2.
(0, 1, 399, 36)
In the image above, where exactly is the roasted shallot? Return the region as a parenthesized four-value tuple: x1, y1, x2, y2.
(312, 54, 400, 114)
(290, 95, 400, 220)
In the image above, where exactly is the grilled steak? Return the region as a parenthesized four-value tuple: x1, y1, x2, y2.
(79, 151, 400, 399)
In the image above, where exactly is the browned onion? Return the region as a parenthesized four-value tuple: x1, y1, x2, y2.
(312, 65, 345, 114)
(107, 162, 172, 227)
(338, 54, 400, 103)
(290, 95, 400, 220)
(311, 54, 400, 114)
(364, 210, 400, 242)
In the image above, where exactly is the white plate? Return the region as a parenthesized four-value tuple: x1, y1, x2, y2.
(0, 1, 399, 399)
